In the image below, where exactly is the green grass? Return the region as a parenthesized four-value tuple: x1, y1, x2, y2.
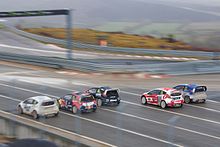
(24, 21, 220, 51)
(24, 28, 192, 50)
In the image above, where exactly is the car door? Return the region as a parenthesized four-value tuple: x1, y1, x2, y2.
(146, 90, 158, 104)
(156, 90, 165, 105)
(23, 99, 34, 114)
(72, 95, 80, 109)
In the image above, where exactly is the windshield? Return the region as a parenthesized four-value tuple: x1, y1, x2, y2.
(41, 101, 55, 106)
(81, 96, 94, 102)
(170, 92, 182, 96)
(195, 86, 207, 93)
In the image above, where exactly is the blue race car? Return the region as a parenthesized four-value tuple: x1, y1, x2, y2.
(173, 84, 207, 103)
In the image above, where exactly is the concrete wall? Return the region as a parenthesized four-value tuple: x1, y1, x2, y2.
(0, 110, 113, 147)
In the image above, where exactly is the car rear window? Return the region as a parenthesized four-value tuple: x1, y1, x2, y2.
(41, 101, 55, 106)
(81, 96, 94, 102)
(106, 90, 119, 97)
(171, 92, 181, 96)
(195, 86, 207, 93)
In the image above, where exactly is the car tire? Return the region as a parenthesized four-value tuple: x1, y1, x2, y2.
(160, 101, 166, 109)
(54, 112, 59, 117)
(32, 110, 39, 119)
(93, 108, 97, 112)
(17, 105, 23, 114)
(72, 106, 78, 114)
(179, 104, 183, 108)
(97, 99, 102, 107)
(116, 100, 120, 106)
(201, 99, 206, 103)
(184, 96, 191, 104)
(141, 96, 147, 105)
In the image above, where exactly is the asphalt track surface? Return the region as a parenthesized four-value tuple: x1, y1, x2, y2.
(0, 63, 220, 147)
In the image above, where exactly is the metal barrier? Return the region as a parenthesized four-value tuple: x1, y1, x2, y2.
(0, 52, 220, 75)
(4, 24, 215, 58)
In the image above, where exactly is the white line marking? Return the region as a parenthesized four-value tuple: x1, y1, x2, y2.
(101, 108, 220, 140)
(0, 94, 182, 147)
(0, 43, 66, 55)
(60, 113, 183, 147)
(1, 82, 220, 126)
(0, 94, 21, 102)
(0, 71, 37, 76)
(185, 104, 220, 113)
(121, 100, 220, 125)
(207, 100, 220, 104)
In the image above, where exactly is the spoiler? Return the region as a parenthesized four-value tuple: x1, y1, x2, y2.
(194, 86, 207, 93)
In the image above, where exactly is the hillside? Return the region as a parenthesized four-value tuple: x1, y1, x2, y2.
(23, 28, 193, 50)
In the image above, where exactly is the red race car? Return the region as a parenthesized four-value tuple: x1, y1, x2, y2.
(58, 92, 97, 114)
(141, 88, 184, 109)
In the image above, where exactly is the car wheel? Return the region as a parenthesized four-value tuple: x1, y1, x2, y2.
(54, 112, 59, 117)
(141, 96, 147, 105)
(184, 96, 191, 104)
(160, 101, 166, 109)
(201, 99, 206, 103)
(93, 108, 97, 112)
(97, 99, 102, 107)
(72, 106, 78, 114)
(32, 110, 39, 119)
(179, 104, 183, 108)
(17, 105, 23, 114)
(116, 100, 120, 106)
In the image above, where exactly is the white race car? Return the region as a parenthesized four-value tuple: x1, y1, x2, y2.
(17, 96, 59, 119)
(141, 88, 184, 108)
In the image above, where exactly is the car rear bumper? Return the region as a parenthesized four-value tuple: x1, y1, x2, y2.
(39, 110, 59, 116)
(191, 95, 207, 102)
(103, 98, 120, 105)
(168, 100, 184, 107)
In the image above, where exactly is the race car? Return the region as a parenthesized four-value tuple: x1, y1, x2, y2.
(141, 88, 184, 109)
(173, 84, 207, 103)
(17, 96, 59, 119)
(58, 92, 97, 114)
(84, 86, 120, 107)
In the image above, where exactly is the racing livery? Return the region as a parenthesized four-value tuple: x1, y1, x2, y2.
(141, 88, 184, 108)
(85, 86, 120, 107)
(58, 92, 97, 114)
(17, 96, 59, 119)
(173, 84, 207, 103)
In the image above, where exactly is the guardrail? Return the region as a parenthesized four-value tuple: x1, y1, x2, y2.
(4, 24, 216, 58)
(0, 110, 114, 147)
(0, 52, 220, 75)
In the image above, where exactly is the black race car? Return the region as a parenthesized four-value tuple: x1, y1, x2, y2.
(85, 86, 120, 106)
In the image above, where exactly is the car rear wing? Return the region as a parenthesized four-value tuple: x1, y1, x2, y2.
(103, 88, 120, 95)
(194, 86, 207, 93)
(105, 88, 120, 92)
